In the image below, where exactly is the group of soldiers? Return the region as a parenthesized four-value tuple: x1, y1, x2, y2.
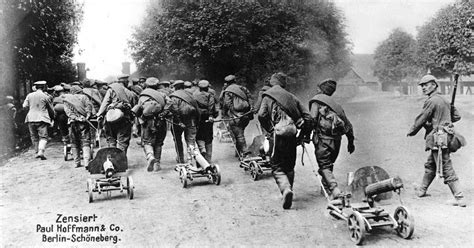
(20, 71, 466, 209)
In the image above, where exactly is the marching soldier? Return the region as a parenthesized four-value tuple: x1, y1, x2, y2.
(96, 74, 137, 155)
(309, 79, 355, 202)
(63, 86, 93, 167)
(407, 75, 465, 207)
(169, 80, 200, 163)
(22, 81, 55, 160)
(132, 77, 171, 172)
(52, 86, 71, 154)
(194, 80, 219, 162)
(221, 75, 254, 158)
(258, 72, 312, 209)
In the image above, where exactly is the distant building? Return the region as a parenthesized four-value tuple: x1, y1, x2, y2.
(335, 54, 380, 98)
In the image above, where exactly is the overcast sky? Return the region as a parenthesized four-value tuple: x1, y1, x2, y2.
(73, 0, 456, 80)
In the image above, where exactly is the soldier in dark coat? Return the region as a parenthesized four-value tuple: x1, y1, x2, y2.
(194, 80, 219, 162)
(407, 75, 465, 207)
(258, 72, 312, 209)
(221, 75, 253, 158)
(22, 81, 55, 160)
(309, 79, 355, 201)
(96, 75, 137, 156)
(132, 77, 171, 172)
(52, 86, 70, 150)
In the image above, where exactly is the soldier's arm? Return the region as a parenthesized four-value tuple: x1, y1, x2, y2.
(22, 95, 30, 109)
(83, 96, 93, 119)
(160, 96, 173, 118)
(96, 89, 113, 116)
(243, 86, 254, 110)
(257, 96, 273, 134)
(309, 102, 320, 130)
(407, 100, 435, 136)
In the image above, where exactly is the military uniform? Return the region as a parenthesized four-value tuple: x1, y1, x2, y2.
(52, 86, 70, 147)
(258, 73, 312, 209)
(169, 81, 200, 163)
(82, 79, 103, 147)
(22, 81, 55, 160)
(132, 78, 171, 172)
(63, 86, 93, 167)
(96, 76, 137, 155)
(309, 79, 355, 200)
(194, 80, 219, 162)
(221, 75, 253, 157)
(407, 75, 464, 207)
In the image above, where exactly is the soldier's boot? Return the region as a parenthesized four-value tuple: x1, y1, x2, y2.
(416, 172, 435, 197)
(273, 170, 293, 209)
(143, 145, 156, 172)
(320, 169, 342, 204)
(72, 147, 82, 167)
(153, 146, 162, 172)
(36, 139, 47, 160)
(204, 143, 213, 162)
(447, 181, 466, 207)
(82, 146, 91, 169)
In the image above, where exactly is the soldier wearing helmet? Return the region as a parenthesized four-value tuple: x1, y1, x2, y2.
(407, 74, 465, 207)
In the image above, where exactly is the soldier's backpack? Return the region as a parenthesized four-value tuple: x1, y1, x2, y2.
(274, 107, 297, 137)
(232, 94, 250, 112)
(142, 100, 163, 117)
(318, 105, 345, 136)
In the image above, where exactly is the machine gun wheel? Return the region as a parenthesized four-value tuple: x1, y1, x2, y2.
(348, 211, 366, 245)
(127, 176, 134, 200)
(249, 161, 259, 181)
(394, 206, 414, 239)
(211, 164, 221, 185)
(87, 178, 94, 203)
(179, 167, 189, 188)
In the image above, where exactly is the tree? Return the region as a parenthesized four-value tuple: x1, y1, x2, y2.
(374, 28, 417, 92)
(415, 0, 473, 77)
(129, 1, 351, 90)
(0, 0, 83, 97)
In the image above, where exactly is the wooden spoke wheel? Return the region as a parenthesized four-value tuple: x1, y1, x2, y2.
(87, 178, 94, 203)
(179, 167, 189, 188)
(249, 161, 259, 181)
(348, 211, 366, 245)
(127, 176, 134, 200)
(394, 206, 415, 239)
(211, 164, 221, 185)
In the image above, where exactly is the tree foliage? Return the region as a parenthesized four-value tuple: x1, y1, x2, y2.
(373, 28, 417, 86)
(415, 0, 473, 77)
(1, 0, 83, 93)
(129, 1, 351, 89)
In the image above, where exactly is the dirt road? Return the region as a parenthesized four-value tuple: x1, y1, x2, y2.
(1, 93, 473, 247)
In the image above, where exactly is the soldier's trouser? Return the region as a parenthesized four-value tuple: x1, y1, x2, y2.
(142, 119, 167, 163)
(273, 167, 295, 195)
(105, 120, 132, 155)
(69, 121, 91, 165)
(171, 124, 185, 163)
(57, 113, 70, 144)
(420, 149, 459, 193)
(271, 134, 297, 194)
(197, 121, 214, 162)
(229, 124, 248, 155)
(28, 122, 49, 144)
(314, 137, 341, 192)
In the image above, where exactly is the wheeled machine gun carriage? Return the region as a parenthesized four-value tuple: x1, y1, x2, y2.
(240, 134, 273, 181)
(175, 145, 221, 188)
(85, 147, 134, 203)
(327, 170, 415, 245)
